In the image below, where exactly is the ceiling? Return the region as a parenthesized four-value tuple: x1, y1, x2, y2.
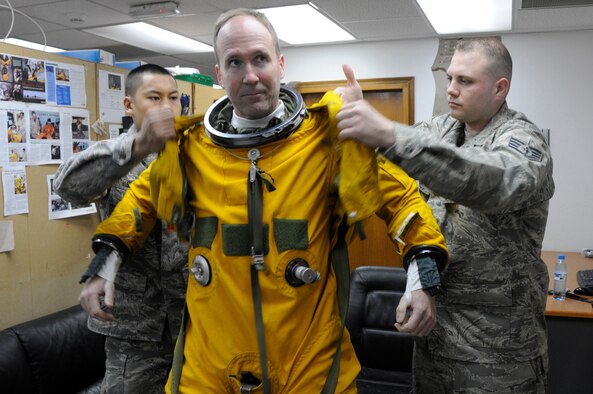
(2, 0, 593, 81)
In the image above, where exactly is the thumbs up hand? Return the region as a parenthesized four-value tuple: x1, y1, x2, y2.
(335, 64, 396, 148)
(334, 64, 363, 104)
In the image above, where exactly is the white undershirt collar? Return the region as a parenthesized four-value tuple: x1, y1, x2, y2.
(231, 101, 285, 129)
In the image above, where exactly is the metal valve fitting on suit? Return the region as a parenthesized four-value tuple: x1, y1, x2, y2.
(285, 258, 320, 287)
(190, 255, 211, 286)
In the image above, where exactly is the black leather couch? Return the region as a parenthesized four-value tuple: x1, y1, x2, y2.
(347, 265, 414, 393)
(0, 305, 106, 393)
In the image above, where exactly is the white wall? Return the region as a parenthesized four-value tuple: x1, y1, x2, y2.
(282, 38, 438, 122)
(282, 30, 593, 253)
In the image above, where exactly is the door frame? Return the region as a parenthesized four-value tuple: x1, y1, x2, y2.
(294, 76, 415, 125)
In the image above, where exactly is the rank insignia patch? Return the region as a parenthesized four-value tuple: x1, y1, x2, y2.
(509, 137, 543, 162)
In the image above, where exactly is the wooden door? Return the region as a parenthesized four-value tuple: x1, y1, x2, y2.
(294, 78, 414, 269)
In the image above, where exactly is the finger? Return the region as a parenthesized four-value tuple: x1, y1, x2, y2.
(79, 284, 114, 321)
(94, 295, 114, 321)
(418, 316, 435, 337)
(78, 292, 92, 313)
(336, 116, 353, 135)
(413, 307, 436, 337)
(95, 308, 114, 322)
(104, 281, 115, 308)
(395, 292, 411, 324)
(418, 319, 435, 337)
(342, 64, 359, 88)
(157, 106, 175, 121)
(395, 317, 413, 333)
(80, 292, 111, 321)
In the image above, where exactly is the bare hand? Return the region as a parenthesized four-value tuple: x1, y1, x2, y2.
(79, 276, 115, 321)
(335, 65, 396, 149)
(334, 64, 363, 104)
(133, 106, 176, 159)
(394, 289, 436, 337)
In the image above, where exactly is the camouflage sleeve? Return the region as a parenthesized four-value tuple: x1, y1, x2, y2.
(383, 116, 553, 213)
(54, 130, 140, 205)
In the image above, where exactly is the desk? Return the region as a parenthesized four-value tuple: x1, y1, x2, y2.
(542, 251, 593, 394)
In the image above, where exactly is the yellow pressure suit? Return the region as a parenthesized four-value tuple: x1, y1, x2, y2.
(94, 91, 448, 393)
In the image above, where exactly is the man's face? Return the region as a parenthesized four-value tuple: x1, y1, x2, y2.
(124, 73, 181, 128)
(446, 50, 504, 132)
(215, 15, 285, 120)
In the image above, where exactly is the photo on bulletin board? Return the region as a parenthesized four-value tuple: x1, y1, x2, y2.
(29, 110, 42, 138)
(108, 73, 122, 91)
(1, 55, 12, 83)
(8, 147, 26, 163)
(7, 110, 26, 143)
(0, 81, 12, 101)
(72, 141, 88, 154)
(0, 55, 24, 102)
(56, 67, 70, 82)
(21, 58, 46, 103)
(71, 115, 89, 139)
(32, 110, 60, 140)
(50, 143, 60, 160)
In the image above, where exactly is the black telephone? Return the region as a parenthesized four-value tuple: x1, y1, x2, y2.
(575, 270, 593, 296)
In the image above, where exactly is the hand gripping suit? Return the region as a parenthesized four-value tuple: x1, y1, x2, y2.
(92, 89, 448, 393)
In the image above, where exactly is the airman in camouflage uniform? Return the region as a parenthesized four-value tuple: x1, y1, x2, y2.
(54, 65, 188, 393)
(336, 38, 554, 392)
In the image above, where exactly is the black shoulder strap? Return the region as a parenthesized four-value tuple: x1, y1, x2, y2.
(170, 304, 187, 394)
(322, 220, 351, 393)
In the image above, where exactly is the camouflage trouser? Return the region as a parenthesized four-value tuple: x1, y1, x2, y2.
(412, 340, 548, 393)
(100, 325, 174, 394)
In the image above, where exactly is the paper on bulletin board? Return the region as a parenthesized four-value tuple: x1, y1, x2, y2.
(109, 123, 121, 139)
(2, 164, 29, 216)
(44, 61, 87, 108)
(0, 103, 91, 166)
(98, 70, 125, 123)
(0, 220, 15, 252)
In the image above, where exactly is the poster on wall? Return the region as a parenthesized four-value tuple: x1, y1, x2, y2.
(2, 165, 29, 216)
(0, 103, 90, 165)
(98, 69, 125, 123)
(27, 108, 62, 164)
(0, 52, 87, 108)
(44, 61, 86, 107)
(60, 108, 92, 162)
(47, 174, 96, 219)
(0, 54, 24, 102)
(21, 57, 46, 103)
(0, 103, 28, 164)
(0, 55, 47, 103)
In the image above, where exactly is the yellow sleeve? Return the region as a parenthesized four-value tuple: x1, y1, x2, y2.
(375, 155, 449, 268)
(94, 166, 157, 256)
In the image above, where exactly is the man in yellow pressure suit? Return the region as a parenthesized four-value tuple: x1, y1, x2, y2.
(85, 8, 448, 393)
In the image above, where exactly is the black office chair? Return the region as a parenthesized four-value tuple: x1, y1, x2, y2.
(347, 265, 414, 394)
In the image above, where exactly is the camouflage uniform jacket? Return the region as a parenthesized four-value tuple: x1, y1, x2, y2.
(383, 102, 555, 363)
(54, 125, 188, 342)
